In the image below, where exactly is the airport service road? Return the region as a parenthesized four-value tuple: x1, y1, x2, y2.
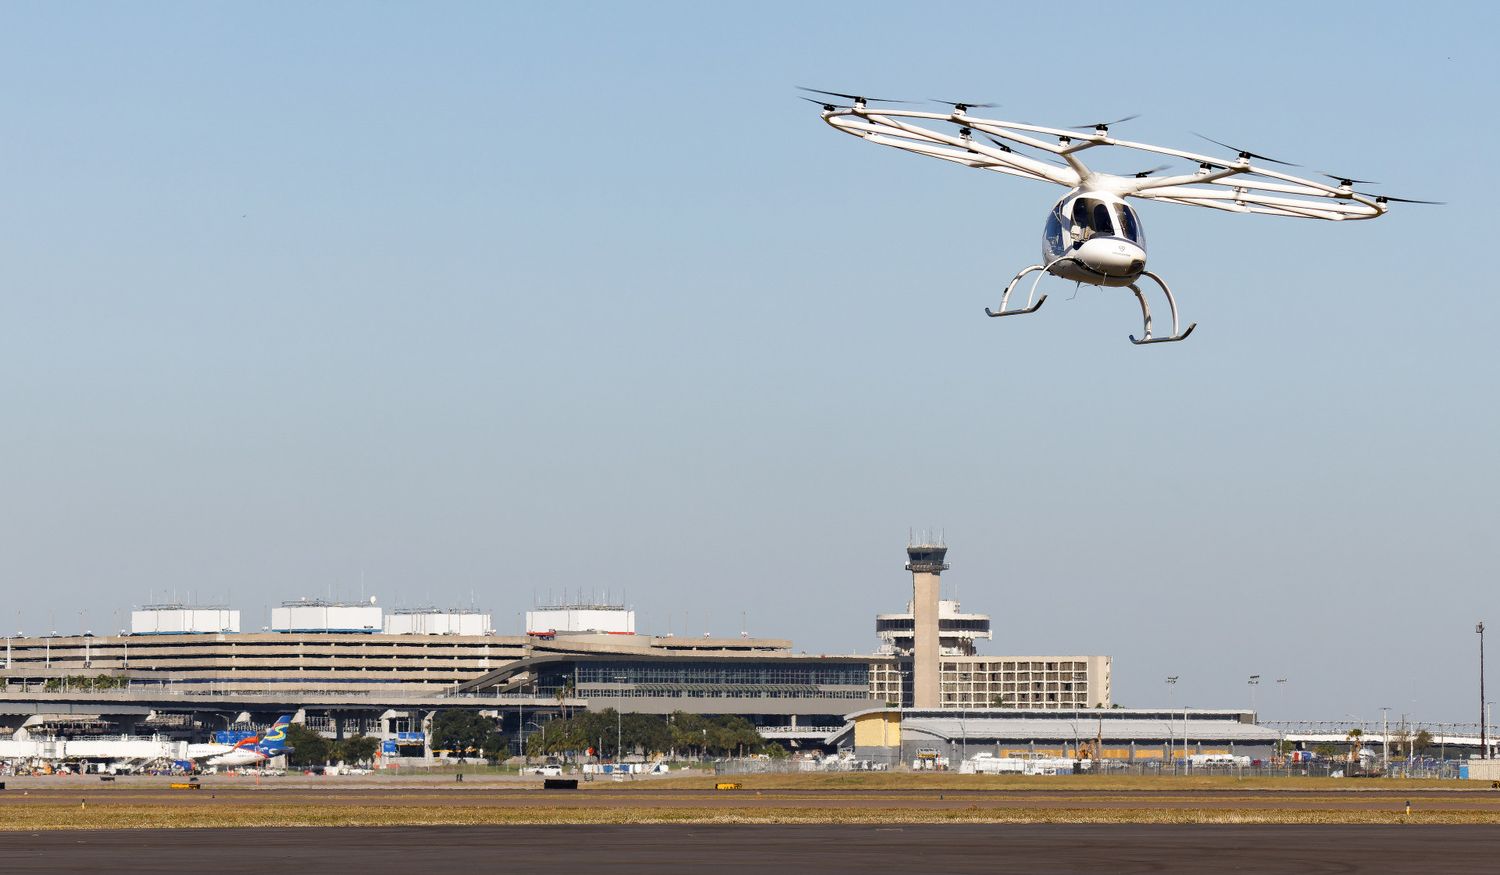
(4, 824, 1500, 874)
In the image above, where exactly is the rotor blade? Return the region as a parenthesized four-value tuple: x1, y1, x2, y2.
(984, 135, 1067, 166)
(1192, 132, 1300, 167)
(1069, 114, 1140, 131)
(1131, 164, 1173, 178)
(1356, 191, 1445, 205)
(931, 98, 999, 111)
(797, 86, 916, 104)
(1321, 172, 1380, 186)
(799, 97, 840, 109)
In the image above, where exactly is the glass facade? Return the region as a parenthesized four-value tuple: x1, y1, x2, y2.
(539, 659, 872, 700)
(876, 618, 990, 633)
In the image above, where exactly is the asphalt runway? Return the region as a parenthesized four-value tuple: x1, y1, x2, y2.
(4, 824, 1498, 874)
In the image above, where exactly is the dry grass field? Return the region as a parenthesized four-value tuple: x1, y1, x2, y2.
(3, 771, 1499, 830)
(6, 803, 1500, 830)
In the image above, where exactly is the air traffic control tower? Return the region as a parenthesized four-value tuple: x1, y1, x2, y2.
(905, 539, 950, 708)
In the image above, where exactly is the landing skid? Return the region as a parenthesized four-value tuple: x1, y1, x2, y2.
(984, 263, 1052, 318)
(986, 262, 1196, 346)
(1127, 270, 1197, 345)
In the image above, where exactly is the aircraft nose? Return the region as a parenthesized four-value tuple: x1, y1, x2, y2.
(1081, 239, 1146, 277)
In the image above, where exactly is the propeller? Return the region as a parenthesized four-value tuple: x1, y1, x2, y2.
(981, 135, 1012, 153)
(932, 98, 999, 113)
(799, 97, 839, 111)
(1131, 164, 1173, 178)
(1069, 114, 1140, 132)
(1356, 191, 1445, 205)
(797, 86, 915, 105)
(1192, 132, 1299, 167)
(983, 135, 1067, 166)
(1316, 172, 1443, 204)
(1321, 172, 1380, 187)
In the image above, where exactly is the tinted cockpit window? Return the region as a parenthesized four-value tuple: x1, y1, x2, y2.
(1072, 199, 1091, 229)
(1045, 207, 1065, 253)
(1091, 203, 1114, 236)
(1118, 204, 1142, 243)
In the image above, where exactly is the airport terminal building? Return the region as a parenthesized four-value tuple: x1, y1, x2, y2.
(1, 542, 1140, 753)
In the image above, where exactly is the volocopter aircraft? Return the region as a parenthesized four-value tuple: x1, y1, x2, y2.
(802, 88, 1436, 345)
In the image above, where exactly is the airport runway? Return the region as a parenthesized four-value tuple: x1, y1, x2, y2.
(4, 824, 1499, 874)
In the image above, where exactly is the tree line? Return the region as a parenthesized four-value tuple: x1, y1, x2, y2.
(424, 709, 781, 761)
(276, 710, 789, 768)
(43, 675, 129, 691)
(523, 710, 775, 760)
(282, 724, 381, 768)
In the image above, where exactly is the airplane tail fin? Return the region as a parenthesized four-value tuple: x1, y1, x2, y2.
(257, 714, 294, 753)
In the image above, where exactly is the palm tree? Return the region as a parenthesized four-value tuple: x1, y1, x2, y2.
(555, 676, 576, 721)
(1345, 727, 1364, 765)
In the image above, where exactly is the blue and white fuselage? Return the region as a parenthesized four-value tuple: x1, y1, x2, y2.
(202, 714, 294, 768)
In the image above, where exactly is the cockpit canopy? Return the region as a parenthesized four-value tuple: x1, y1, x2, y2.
(1045, 195, 1145, 255)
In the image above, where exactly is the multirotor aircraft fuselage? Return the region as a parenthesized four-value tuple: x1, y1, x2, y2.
(1043, 189, 1147, 288)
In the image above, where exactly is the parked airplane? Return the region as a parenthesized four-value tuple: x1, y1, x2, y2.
(184, 716, 288, 759)
(201, 715, 294, 768)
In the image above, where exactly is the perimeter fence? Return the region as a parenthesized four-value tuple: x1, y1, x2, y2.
(709, 757, 1469, 780)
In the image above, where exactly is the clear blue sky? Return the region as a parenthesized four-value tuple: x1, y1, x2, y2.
(2, 1, 1496, 723)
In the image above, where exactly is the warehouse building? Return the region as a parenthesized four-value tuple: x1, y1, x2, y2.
(842, 707, 1280, 765)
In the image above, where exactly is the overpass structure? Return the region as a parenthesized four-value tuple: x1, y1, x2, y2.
(0, 689, 580, 718)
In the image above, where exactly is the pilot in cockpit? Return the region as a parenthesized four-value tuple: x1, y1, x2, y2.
(1071, 198, 1094, 245)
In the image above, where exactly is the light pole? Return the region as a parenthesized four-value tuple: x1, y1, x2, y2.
(1479, 622, 1488, 760)
(1248, 675, 1260, 716)
(1488, 701, 1494, 760)
(1381, 707, 1390, 773)
(1275, 678, 1288, 762)
(614, 675, 627, 763)
(1166, 676, 1178, 765)
(956, 709, 967, 764)
(1183, 703, 1190, 763)
(1402, 713, 1411, 767)
(525, 721, 545, 759)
